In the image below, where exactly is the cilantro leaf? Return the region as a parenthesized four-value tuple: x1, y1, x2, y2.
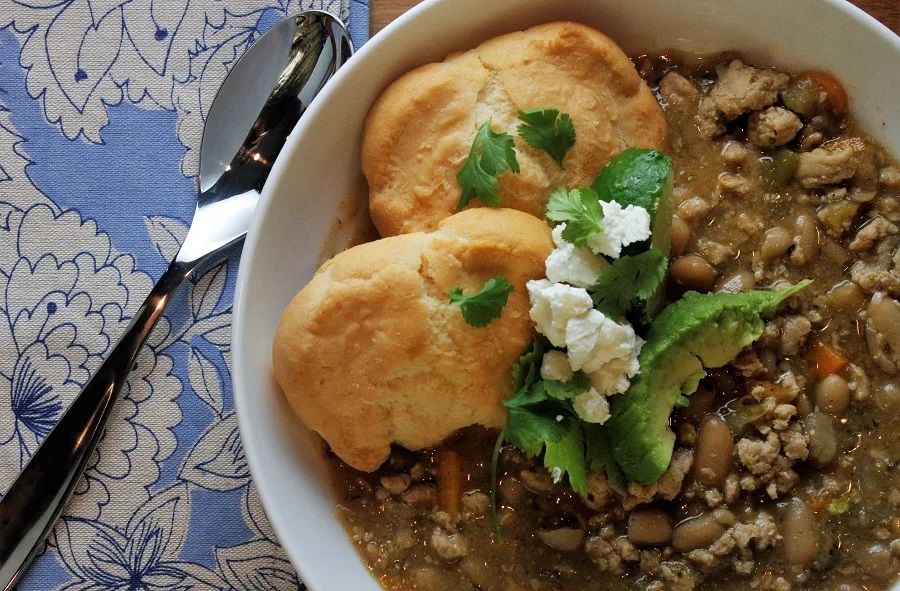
(544, 418, 587, 494)
(591, 248, 668, 317)
(505, 405, 587, 494)
(505, 371, 592, 408)
(539, 372, 592, 401)
(583, 423, 625, 494)
(449, 276, 514, 327)
(517, 108, 576, 167)
(504, 382, 551, 409)
(591, 148, 673, 220)
(545, 186, 604, 246)
(457, 121, 520, 210)
(511, 338, 545, 392)
(504, 405, 566, 457)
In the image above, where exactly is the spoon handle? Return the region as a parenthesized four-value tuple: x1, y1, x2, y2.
(0, 258, 195, 591)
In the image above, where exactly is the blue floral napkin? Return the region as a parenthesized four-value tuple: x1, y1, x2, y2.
(0, 2, 368, 589)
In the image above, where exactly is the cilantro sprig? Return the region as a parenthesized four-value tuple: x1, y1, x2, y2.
(517, 108, 576, 167)
(490, 338, 620, 539)
(583, 423, 625, 494)
(591, 248, 668, 318)
(505, 371, 593, 407)
(449, 276, 514, 327)
(456, 122, 520, 210)
(545, 186, 604, 247)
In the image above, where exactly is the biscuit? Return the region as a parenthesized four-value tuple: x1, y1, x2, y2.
(272, 208, 553, 471)
(363, 21, 667, 237)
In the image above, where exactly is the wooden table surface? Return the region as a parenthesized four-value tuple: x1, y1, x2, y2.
(370, 0, 899, 36)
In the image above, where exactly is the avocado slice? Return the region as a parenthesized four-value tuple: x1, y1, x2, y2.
(607, 282, 811, 484)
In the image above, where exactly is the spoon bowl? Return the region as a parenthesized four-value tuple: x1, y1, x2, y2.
(0, 11, 352, 591)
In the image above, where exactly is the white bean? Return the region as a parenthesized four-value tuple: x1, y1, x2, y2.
(815, 374, 851, 415)
(692, 415, 734, 486)
(627, 508, 673, 546)
(805, 410, 838, 466)
(672, 513, 726, 552)
(782, 498, 818, 566)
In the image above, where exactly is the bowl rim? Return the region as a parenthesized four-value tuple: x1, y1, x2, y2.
(232, 0, 900, 588)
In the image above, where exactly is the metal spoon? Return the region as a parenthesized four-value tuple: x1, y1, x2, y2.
(0, 11, 352, 590)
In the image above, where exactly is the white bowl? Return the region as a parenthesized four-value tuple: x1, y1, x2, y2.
(232, 0, 900, 589)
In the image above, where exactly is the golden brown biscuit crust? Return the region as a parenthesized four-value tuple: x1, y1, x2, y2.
(363, 21, 668, 237)
(272, 208, 553, 472)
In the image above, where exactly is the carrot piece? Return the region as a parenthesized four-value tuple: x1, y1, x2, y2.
(801, 71, 849, 113)
(436, 450, 462, 514)
(807, 340, 848, 377)
(807, 492, 831, 513)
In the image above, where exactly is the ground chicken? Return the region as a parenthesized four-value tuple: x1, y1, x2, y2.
(401, 484, 436, 505)
(734, 351, 767, 378)
(736, 212, 765, 235)
(623, 449, 694, 510)
(709, 512, 781, 557)
(779, 422, 810, 461)
(677, 196, 713, 222)
(722, 141, 756, 166)
(737, 432, 781, 476)
(770, 404, 798, 432)
(659, 71, 701, 111)
(613, 537, 641, 562)
(658, 560, 700, 591)
(380, 473, 412, 495)
(429, 528, 468, 560)
(461, 491, 489, 517)
(761, 317, 812, 357)
(734, 397, 806, 500)
(623, 482, 657, 511)
(679, 422, 699, 446)
(686, 549, 717, 568)
(733, 559, 756, 575)
(703, 488, 725, 508)
(658, 449, 694, 498)
(585, 536, 624, 573)
(640, 549, 663, 575)
(881, 165, 900, 188)
(850, 238, 900, 296)
(429, 510, 459, 531)
(795, 138, 865, 188)
(747, 107, 803, 147)
(724, 474, 740, 504)
(846, 363, 871, 401)
(740, 456, 799, 499)
(778, 316, 812, 356)
(520, 468, 555, 492)
(718, 173, 752, 196)
(696, 60, 789, 138)
(849, 216, 899, 252)
(696, 239, 737, 265)
(584, 471, 614, 511)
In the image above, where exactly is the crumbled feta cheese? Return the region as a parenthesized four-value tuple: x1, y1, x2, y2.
(565, 309, 644, 395)
(545, 224, 607, 288)
(540, 350, 574, 382)
(587, 201, 652, 259)
(588, 357, 641, 396)
(572, 387, 611, 424)
(550, 467, 563, 483)
(555, 415, 564, 422)
(526, 280, 593, 347)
